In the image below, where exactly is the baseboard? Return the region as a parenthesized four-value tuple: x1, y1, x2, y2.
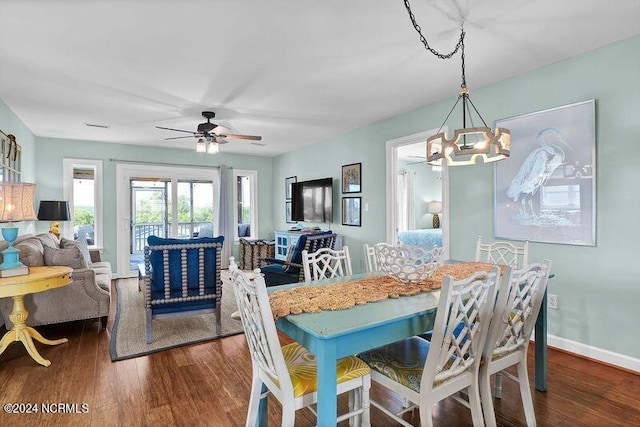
(546, 334, 640, 373)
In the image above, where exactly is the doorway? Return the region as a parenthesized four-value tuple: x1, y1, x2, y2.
(386, 129, 450, 259)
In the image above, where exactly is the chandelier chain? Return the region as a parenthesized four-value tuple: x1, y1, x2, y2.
(403, 0, 465, 60)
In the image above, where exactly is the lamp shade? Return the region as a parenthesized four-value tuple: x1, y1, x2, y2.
(37, 200, 70, 221)
(0, 183, 37, 222)
(427, 201, 442, 214)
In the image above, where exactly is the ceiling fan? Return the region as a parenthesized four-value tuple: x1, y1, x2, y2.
(156, 111, 262, 145)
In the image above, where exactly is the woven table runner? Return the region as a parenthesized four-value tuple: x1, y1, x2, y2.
(269, 261, 500, 319)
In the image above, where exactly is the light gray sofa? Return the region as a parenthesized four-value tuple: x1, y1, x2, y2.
(0, 233, 111, 329)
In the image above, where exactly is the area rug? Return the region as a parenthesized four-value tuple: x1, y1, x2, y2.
(110, 276, 243, 361)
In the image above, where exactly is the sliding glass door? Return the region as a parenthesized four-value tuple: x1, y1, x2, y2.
(131, 183, 167, 252)
(128, 177, 215, 272)
(173, 181, 214, 238)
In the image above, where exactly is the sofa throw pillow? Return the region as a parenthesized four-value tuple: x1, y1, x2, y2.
(15, 238, 45, 267)
(60, 237, 92, 266)
(198, 223, 214, 238)
(36, 233, 60, 249)
(43, 245, 88, 270)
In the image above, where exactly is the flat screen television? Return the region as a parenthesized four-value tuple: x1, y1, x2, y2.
(291, 178, 333, 223)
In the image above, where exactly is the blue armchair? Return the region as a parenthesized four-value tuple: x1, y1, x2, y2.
(144, 235, 224, 343)
(261, 231, 336, 287)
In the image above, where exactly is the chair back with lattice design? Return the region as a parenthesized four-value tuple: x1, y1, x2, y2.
(483, 260, 552, 361)
(302, 246, 353, 282)
(476, 236, 529, 268)
(227, 258, 294, 396)
(363, 243, 378, 273)
(422, 267, 499, 390)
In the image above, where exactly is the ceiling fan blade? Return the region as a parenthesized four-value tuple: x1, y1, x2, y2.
(212, 125, 232, 135)
(165, 135, 196, 140)
(214, 136, 229, 144)
(156, 126, 197, 134)
(220, 133, 262, 141)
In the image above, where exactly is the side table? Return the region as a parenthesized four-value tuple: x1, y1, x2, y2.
(0, 265, 72, 367)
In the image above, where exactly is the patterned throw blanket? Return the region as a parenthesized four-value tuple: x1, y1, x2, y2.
(268, 262, 501, 319)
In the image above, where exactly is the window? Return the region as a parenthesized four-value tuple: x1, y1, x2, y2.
(63, 159, 103, 248)
(0, 131, 21, 182)
(233, 169, 258, 241)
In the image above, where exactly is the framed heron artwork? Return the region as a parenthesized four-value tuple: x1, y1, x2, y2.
(494, 100, 596, 246)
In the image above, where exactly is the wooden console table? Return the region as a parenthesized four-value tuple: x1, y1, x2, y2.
(0, 266, 72, 366)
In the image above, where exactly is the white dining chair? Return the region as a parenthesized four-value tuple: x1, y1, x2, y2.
(480, 260, 552, 427)
(363, 243, 378, 273)
(358, 267, 500, 427)
(475, 235, 530, 399)
(476, 236, 529, 269)
(226, 257, 371, 427)
(302, 246, 352, 282)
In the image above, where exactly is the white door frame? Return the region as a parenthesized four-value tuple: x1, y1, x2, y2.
(385, 129, 450, 260)
(116, 163, 218, 275)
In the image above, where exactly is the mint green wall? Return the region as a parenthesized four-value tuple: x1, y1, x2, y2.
(0, 99, 37, 234)
(273, 35, 640, 359)
(34, 137, 274, 269)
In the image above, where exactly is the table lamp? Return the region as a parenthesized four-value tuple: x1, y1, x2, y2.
(427, 200, 442, 229)
(0, 182, 37, 273)
(37, 200, 70, 239)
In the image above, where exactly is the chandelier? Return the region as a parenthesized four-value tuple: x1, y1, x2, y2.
(196, 136, 219, 154)
(403, 0, 510, 166)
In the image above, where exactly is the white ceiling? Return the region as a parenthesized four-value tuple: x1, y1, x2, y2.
(1, 1, 639, 157)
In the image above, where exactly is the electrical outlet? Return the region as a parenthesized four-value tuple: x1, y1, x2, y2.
(548, 293, 559, 310)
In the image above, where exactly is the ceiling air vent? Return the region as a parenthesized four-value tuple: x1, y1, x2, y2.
(85, 123, 110, 129)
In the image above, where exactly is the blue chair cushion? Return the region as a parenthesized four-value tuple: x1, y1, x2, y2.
(261, 263, 302, 287)
(147, 235, 224, 301)
(283, 230, 333, 275)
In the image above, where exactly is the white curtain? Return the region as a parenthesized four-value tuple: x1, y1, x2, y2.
(218, 165, 233, 268)
(397, 171, 415, 232)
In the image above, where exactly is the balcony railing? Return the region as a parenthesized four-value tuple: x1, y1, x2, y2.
(132, 221, 211, 252)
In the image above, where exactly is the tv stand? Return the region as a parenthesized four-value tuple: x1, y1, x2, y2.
(273, 230, 343, 260)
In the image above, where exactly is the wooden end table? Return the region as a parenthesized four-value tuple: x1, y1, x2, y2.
(0, 266, 72, 367)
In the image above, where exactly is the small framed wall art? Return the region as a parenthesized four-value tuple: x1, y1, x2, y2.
(342, 197, 361, 227)
(285, 176, 297, 200)
(285, 201, 295, 223)
(341, 163, 361, 193)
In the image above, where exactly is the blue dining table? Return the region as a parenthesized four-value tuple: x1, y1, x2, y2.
(260, 271, 549, 427)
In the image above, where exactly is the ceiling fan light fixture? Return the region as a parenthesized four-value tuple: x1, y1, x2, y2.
(156, 111, 262, 150)
(196, 138, 207, 153)
(206, 141, 219, 155)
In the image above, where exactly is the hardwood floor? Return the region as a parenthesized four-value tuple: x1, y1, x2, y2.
(0, 279, 638, 426)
